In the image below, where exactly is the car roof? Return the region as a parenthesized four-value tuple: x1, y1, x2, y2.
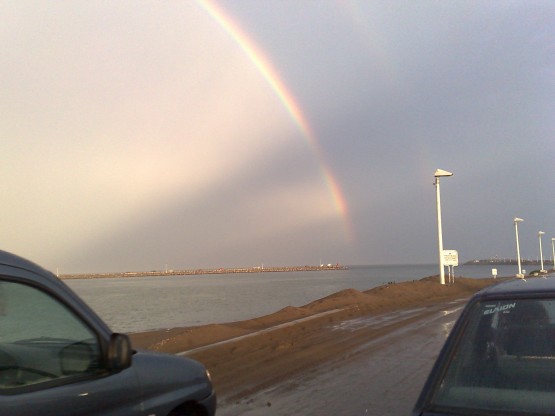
(0, 250, 54, 276)
(476, 275, 555, 299)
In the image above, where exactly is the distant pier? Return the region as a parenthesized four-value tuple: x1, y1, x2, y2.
(59, 264, 347, 280)
(465, 259, 554, 266)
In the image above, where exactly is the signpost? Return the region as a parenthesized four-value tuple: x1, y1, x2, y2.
(443, 250, 458, 284)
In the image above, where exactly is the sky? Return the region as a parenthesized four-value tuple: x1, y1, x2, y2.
(1, 1, 554, 273)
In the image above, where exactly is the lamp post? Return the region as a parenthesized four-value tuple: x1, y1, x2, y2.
(514, 218, 524, 278)
(434, 169, 453, 285)
(551, 238, 555, 271)
(539, 231, 546, 273)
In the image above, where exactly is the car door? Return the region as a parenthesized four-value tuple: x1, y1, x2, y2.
(0, 279, 144, 416)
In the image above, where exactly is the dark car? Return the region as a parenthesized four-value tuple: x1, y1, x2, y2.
(0, 250, 216, 416)
(413, 276, 555, 415)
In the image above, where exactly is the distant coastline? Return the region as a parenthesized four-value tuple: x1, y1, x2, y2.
(59, 264, 347, 280)
(465, 259, 554, 266)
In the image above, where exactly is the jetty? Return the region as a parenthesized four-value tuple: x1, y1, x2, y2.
(59, 264, 347, 280)
(465, 259, 554, 266)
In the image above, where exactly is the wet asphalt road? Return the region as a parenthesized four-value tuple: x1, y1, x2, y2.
(218, 299, 467, 416)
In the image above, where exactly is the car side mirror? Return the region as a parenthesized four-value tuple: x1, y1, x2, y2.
(107, 333, 132, 371)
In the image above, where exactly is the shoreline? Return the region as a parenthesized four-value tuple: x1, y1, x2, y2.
(129, 275, 509, 403)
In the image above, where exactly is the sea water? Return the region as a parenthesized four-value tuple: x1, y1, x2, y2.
(65, 263, 520, 333)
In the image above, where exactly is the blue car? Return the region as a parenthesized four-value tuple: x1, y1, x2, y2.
(0, 251, 216, 416)
(413, 276, 555, 415)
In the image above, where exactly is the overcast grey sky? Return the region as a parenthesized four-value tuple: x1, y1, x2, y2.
(1, 1, 554, 273)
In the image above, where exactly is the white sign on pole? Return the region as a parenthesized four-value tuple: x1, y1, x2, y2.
(443, 250, 459, 266)
(492, 268, 498, 279)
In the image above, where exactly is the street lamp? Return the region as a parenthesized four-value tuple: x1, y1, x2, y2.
(514, 218, 524, 278)
(539, 231, 546, 273)
(551, 238, 555, 271)
(434, 169, 453, 285)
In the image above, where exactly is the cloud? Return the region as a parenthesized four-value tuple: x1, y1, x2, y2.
(2, 1, 554, 271)
(1, 1, 334, 268)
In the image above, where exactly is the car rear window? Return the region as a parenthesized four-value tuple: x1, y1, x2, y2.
(430, 298, 555, 415)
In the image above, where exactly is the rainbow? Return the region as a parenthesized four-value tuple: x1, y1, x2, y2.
(196, 0, 354, 242)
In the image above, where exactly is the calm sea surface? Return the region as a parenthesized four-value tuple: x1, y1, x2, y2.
(66, 264, 520, 333)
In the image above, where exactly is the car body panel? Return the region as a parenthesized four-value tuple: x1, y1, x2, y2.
(0, 368, 144, 416)
(133, 350, 216, 416)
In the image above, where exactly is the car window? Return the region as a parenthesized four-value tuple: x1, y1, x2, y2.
(430, 298, 555, 415)
(0, 281, 101, 390)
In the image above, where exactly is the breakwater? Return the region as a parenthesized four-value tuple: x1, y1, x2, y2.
(60, 264, 346, 280)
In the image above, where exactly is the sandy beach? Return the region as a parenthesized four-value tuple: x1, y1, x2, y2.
(129, 276, 503, 412)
